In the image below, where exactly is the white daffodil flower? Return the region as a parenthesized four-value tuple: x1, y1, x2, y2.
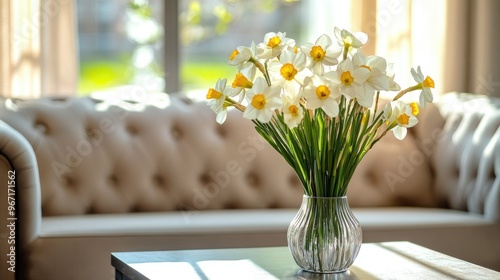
(411, 66, 435, 108)
(230, 67, 255, 102)
(324, 58, 371, 108)
(386, 63, 401, 91)
(301, 34, 342, 74)
(256, 32, 295, 60)
(302, 74, 341, 117)
(334, 27, 367, 54)
(206, 78, 231, 124)
(282, 94, 304, 129)
(243, 77, 281, 123)
(228, 41, 257, 74)
(384, 100, 419, 140)
(352, 52, 390, 91)
(268, 47, 310, 98)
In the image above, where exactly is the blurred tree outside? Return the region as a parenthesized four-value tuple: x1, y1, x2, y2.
(77, 0, 303, 94)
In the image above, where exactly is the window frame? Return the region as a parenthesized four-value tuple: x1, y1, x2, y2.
(163, 0, 180, 93)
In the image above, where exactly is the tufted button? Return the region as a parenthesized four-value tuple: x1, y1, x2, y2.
(85, 127, 103, 143)
(246, 171, 261, 187)
(61, 174, 75, 188)
(216, 125, 227, 137)
(199, 173, 211, 185)
(153, 174, 166, 187)
(126, 124, 139, 135)
(108, 174, 119, 186)
(225, 202, 237, 209)
(34, 120, 48, 134)
(288, 174, 302, 189)
(171, 125, 183, 139)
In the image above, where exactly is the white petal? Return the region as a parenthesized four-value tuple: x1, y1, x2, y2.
(243, 106, 258, 120)
(367, 56, 387, 72)
(411, 67, 423, 83)
(383, 103, 393, 121)
(280, 49, 295, 64)
(316, 34, 332, 47)
(407, 116, 419, 127)
(253, 77, 268, 93)
(393, 126, 407, 140)
(353, 31, 368, 46)
(322, 100, 339, 117)
(323, 70, 340, 84)
(352, 68, 370, 84)
(216, 110, 227, 124)
(369, 75, 390, 91)
(257, 109, 273, 123)
(355, 85, 374, 108)
(305, 98, 322, 109)
(352, 52, 366, 66)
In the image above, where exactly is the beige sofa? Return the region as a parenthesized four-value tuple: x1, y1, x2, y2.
(0, 91, 499, 280)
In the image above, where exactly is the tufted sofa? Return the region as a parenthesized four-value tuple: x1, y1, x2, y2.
(0, 91, 499, 280)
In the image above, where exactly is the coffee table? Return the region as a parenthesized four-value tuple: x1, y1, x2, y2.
(112, 241, 500, 279)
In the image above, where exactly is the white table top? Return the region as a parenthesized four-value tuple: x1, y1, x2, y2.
(112, 241, 500, 280)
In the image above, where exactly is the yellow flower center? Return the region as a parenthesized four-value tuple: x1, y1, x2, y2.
(410, 102, 419, 116)
(267, 36, 281, 48)
(280, 63, 298, 81)
(360, 65, 371, 71)
(251, 94, 266, 109)
(229, 49, 239, 61)
(206, 88, 222, 100)
(423, 76, 435, 88)
(398, 113, 410, 125)
(315, 85, 330, 100)
(310, 46, 326, 61)
(341, 71, 354, 85)
(289, 105, 299, 117)
(232, 73, 253, 88)
(293, 46, 299, 54)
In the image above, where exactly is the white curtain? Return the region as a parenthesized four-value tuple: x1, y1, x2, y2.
(0, 0, 78, 98)
(442, 0, 500, 97)
(41, 0, 79, 96)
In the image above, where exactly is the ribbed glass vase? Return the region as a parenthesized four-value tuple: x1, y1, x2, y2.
(287, 195, 362, 273)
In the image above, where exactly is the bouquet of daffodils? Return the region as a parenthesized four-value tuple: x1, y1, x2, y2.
(206, 27, 434, 197)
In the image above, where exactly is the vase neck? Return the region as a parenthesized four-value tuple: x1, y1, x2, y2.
(303, 195, 347, 199)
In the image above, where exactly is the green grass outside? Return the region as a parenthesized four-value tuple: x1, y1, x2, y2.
(181, 58, 236, 92)
(78, 57, 133, 95)
(79, 57, 236, 95)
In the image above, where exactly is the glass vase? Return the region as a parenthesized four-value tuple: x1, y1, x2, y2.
(287, 195, 362, 273)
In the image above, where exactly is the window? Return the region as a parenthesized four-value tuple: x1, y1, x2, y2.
(77, 0, 164, 93)
(77, 0, 307, 94)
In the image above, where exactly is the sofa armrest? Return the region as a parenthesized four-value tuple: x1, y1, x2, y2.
(0, 120, 42, 274)
(418, 93, 500, 221)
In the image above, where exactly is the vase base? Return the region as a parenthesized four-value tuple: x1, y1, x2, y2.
(299, 268, 348, 274)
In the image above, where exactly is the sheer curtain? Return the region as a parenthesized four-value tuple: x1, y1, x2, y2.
(0, 0, 78, 98)
(443, 0, 500, 97)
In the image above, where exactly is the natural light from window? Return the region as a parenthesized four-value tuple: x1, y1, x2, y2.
(76, 0, 346, 95)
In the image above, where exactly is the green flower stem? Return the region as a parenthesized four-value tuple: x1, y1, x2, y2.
(393, 84, 421, 101)
(254, 93, 388, 197)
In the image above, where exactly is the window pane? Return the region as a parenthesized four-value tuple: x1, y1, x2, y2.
(180, 0, 306, 93)
(77, 0, 164, 94)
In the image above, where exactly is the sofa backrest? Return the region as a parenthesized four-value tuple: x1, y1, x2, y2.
(0, 92, 307, 216)
(0, 91, 471, 216)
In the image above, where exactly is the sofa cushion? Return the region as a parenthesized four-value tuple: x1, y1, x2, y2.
(40, 208, 492, 238)
(27, 208, 499, 280)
